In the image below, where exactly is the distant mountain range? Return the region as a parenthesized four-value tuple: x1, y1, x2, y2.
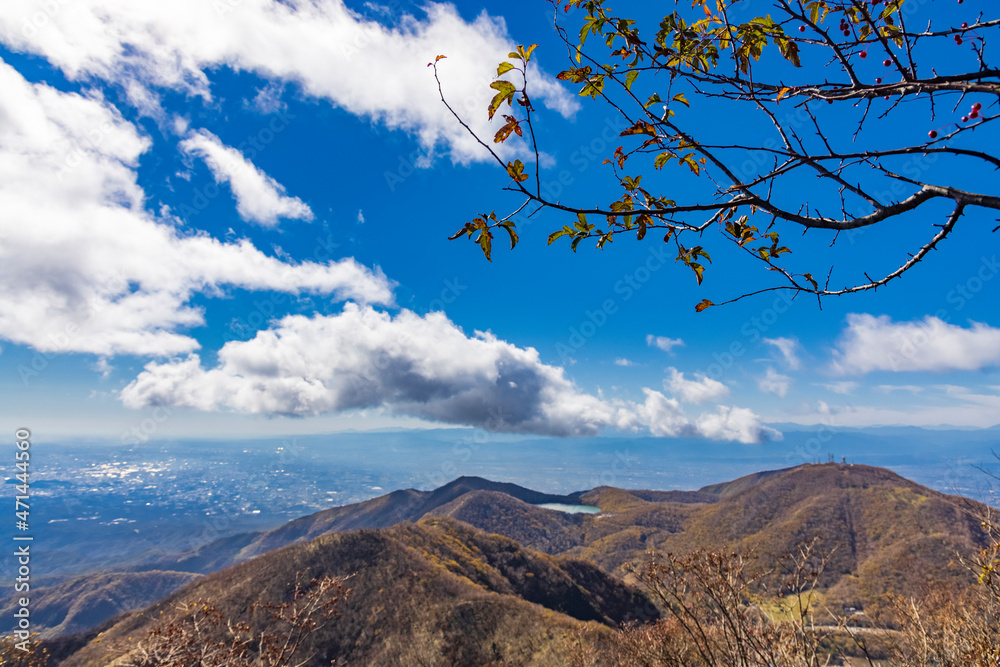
(12, 463, 992, 665)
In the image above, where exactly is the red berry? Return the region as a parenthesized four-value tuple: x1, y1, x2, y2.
(970, 109, 979, 119)
(875, 77, 882, 84)
(972, 102, 982, 110)
(961, 22, 968, 29)
(928, 130, 938, 139)
(955, 36, 963, 45)
(962, 116, 969, 122)
(799, 25, 806, 32)
(860, 51, 867, 58)
(884, 95, 890, 100)
(883, 59, 892, 66)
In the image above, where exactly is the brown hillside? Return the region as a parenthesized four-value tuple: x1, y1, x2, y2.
(62, 517, 655, 667)
(575, 464, 989, 612)
(0, 571, 199, 639)
(64, 463, 991, 640)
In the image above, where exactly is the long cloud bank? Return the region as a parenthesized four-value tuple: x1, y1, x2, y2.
(121, 305, 781, 443)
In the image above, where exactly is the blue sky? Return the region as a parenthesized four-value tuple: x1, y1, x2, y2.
(0, 0, 998, 445)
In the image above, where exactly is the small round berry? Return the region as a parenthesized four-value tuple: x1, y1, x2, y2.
(884, 95, 890, 100)
(961, 22, 968, 29)
(961, 116, 969, 122)
(970, 109, 979, 119)
(875, 77, 882, 84)
(860, 51, 867, 58)
(928, 130, 938, 139)
(883, 59, 892, 66)
(972, 102, 982, 111)
(799, 25, 806, 32)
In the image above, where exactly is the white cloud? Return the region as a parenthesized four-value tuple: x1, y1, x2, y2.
(818, 381, 858, 395)
(0, 0, 578, 163)
(781, 388, 1000, 429)
(92, 357, 113, 378)
(626, 389, 691, 438)
(833, 314, 1000, 374)
(180, 129, 313, 226)
(614, 358, 635, 367)
(357, 209, 365, 224)
(0, 61, 393, 359)
(696, 406, 782, 443)
(758, 367, 792, 398)
(647, 335, 684, 354)
(121, 305, 776, 442)
(121, 305, 618, 436)
(665, 368, 729, 404)
(247, 82, 286, 114)
(763, 337, 801, 370)
(875, 384, 924, 394)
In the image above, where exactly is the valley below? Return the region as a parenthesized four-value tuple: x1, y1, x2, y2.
(3, 430, 999, 665)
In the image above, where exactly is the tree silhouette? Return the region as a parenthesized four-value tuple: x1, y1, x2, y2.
(436, 0, 999, 309)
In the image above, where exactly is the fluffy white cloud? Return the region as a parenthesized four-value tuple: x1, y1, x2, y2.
(121, 305, 776, 442)
(665, 368, 729, 404)
(758, 367, 792, 398)
(0, 0, 577, 163)
(696, 406, 782, 444)
(626, 389, 691, 438)
(614, 358, 635, 367)
(0, 61, 393, 358)
(122, 305, 616, 435)
(763, 337, 801, 370)
(179, 129, 312, 226)
(833, 314, 1000, 374)
(647, 335, 684, 354)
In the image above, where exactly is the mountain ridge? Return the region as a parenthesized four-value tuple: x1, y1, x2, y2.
(14, 462, 992, 645)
